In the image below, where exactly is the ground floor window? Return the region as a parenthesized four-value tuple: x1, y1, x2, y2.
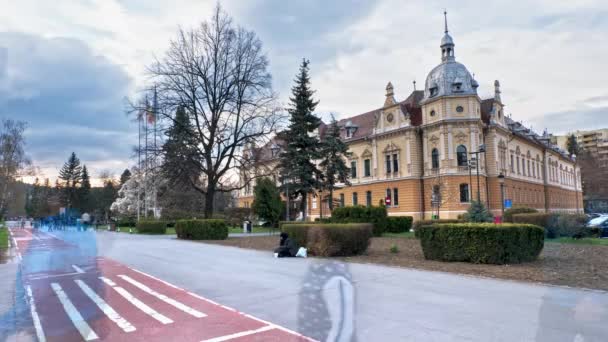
(385, 188, 391, 206)
(393, 188, 399, 206)
(366, 191, 372, 207)
(340, 193, 345, 207)
(352, 192, 358, 206)
(460, 183, 470, 203)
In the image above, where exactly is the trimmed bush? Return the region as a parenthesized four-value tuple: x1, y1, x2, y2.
(175, 219, 228, 240)
(417, 223, 544, 264)
(513, 212, 589, 238)
(413, 219, 463, 233)
(503, 207, 538, 223)
(386, 216, 414, 233)
(281, 223, 373, 257)
(330, 206, 387, 236)
(136, 220, 167, 234)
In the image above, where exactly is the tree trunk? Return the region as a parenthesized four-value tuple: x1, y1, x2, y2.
(328, 188, 334, 211)
(300, 192, 307, 221)
(204, 184, 215, 219)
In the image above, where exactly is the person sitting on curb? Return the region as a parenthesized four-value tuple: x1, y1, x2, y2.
(274, 232, 298, 258)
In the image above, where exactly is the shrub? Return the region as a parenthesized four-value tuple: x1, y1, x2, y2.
(417, 223, 544, 264)
(0, 227, 8, 249)
(503, 207, 538, 223)
(413, 219, 463, 233)
(136, 220, 167, 234)
(513, 212, 589, 238)
(463, 200, 493, 222)
(175, 219, 228, 240)
(386, 216, 414, 233)
(281, 223, 373, 257)
(555, 213, 588, 238)
(389, 244, 399, 254)
(330, 206, 387, 236)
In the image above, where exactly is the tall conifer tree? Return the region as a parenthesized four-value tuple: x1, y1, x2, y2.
(278, 59, 322, 220)
(319, 116, 351, 211)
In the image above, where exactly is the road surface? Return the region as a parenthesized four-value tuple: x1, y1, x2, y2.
(1, 227, 608, 341)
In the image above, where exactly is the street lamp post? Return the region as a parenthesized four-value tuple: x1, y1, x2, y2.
(498, 172, 505, 219)
(572, 154, 580, 213)
(469, 144, 486, 202)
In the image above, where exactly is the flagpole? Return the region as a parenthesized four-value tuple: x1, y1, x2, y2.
(153, 85, 158, 218)
(144, 95, 149, 218)
(137, 108, 141, 222)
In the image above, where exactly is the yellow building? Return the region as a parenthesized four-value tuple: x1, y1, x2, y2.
(238, 16, 583, 220)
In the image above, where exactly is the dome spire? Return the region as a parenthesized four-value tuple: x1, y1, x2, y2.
(440, 10, 455, 62)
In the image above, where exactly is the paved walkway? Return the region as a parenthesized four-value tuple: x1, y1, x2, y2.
(2, 228, 608, 341)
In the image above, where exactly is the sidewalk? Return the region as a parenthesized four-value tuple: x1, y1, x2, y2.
(0, 249, 35, 342)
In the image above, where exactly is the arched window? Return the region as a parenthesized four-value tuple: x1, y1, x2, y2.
(431, 148, 440, 169)
(456, 145, 468, 166)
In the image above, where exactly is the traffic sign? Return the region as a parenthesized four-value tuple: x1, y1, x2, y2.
(504, 199, 512, 209)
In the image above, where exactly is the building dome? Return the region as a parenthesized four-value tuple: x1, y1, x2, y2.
(423, 61, 478, 100)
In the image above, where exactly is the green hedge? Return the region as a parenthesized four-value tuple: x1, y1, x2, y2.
(175, 219, 228, 240)
(330, 206, 387, 236)
(417, 223, 544, 264)
(281, 223, 373, 257)
(386, 216, 414, 233)
(413, 219, 463, 232)
(513, 212, 588, 238)
(136, 220, 167, 234)
(503, 207, 538, 223)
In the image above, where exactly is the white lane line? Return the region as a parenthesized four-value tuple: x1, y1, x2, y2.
(72, 265, 85, 274)
(26, 286, 46, 342)
(74, 279, 136, 333)
(29, 272, 83, 281)
(128, 268, 182, 290)
(200, 325, 276, 342)
(100, 277, 173, 325)
(118, 275, 206, 318)
(51, 283, 99, 341)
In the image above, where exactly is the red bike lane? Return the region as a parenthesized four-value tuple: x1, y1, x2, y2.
(10, 228, 315, 342)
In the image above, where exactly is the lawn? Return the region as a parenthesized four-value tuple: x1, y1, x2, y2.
(228, 226, 277, 235)
(114, 226, 176, 235)
(547, 237, 608, 246)
(204, 234, 608, 291)
(0, 227, 8, 249)
(382, 231, 415, 239)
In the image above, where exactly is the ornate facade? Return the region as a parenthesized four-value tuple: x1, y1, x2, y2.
(237, 14, 583, 220)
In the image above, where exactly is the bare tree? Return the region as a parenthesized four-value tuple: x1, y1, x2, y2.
(0, 119, 31, 217)
(147, 5, 280, 218)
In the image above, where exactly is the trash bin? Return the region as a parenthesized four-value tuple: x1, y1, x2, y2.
(109, 223, 116, 231)
(243, 221, 249, 233)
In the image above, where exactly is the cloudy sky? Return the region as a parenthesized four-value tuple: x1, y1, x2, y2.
(1, 0, 607, 184)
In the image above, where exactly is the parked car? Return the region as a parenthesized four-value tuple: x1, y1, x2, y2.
(587, 216, 608, 238)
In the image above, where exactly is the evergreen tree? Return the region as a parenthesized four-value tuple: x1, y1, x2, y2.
(120, 169, 132, 186)
(252, 177, 283, 227)
(99, 179, 118, 222)
(278, 59, 322, 220)
(79, 165, 91, 212)
(25, 178, 39, 217)
(464, 200, 493, 222)
(58, 152, 83, 209)
(566, 134, 580, 156)
(319, 115, 351, 211)
(162, 105, 200, 188)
